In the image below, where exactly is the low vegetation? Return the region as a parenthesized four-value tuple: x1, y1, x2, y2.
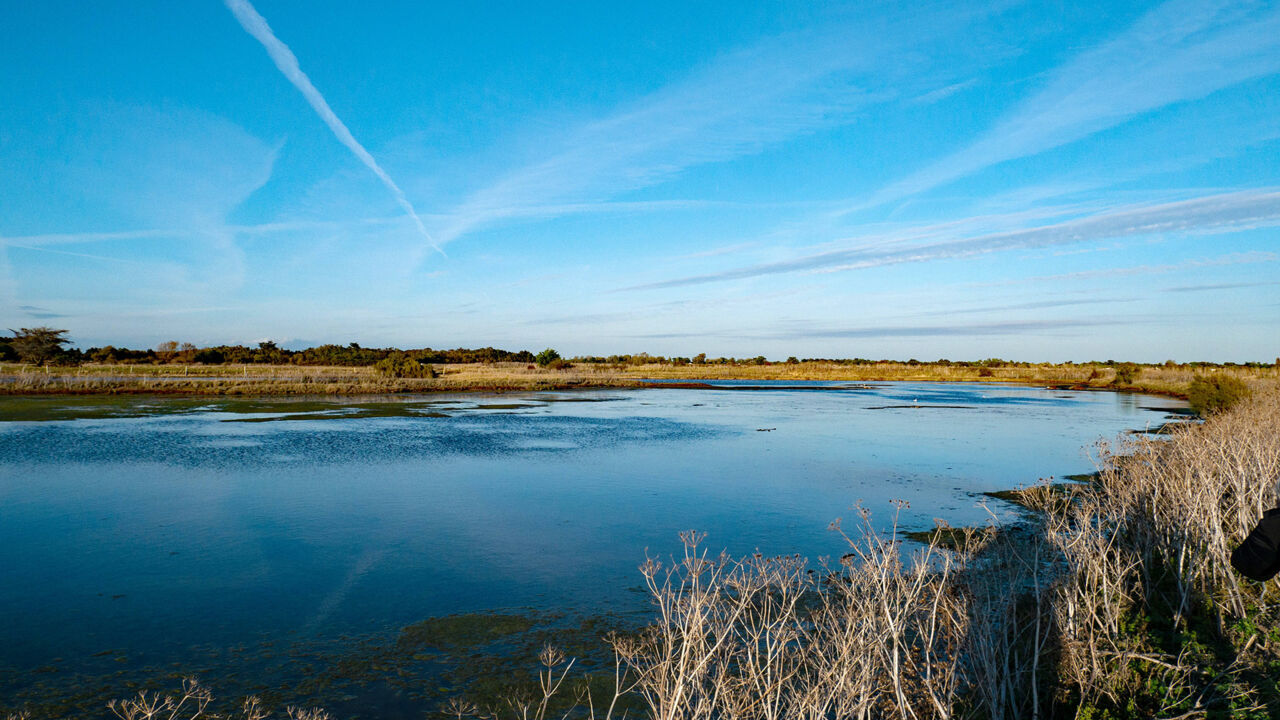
(372, 353, 436, 379)
(2, 357, 1277, 399)
(1187, 372, 1252, 417)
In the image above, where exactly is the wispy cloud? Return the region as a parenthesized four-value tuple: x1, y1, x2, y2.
(633, 318, 1123, 340)
(433, 3, 997, 247)
(223, 0, 439, 253)
(764, 319, 1125, 340)
(859, 0, 1280, 210)
(18, 304, 67, 319)
(1166, 280, 1280, 293)
(920, 297, 1136, 317)
(628, 189, 1280, 290)
(906, 78, 979, 106)
(970, 250, 1278, 287)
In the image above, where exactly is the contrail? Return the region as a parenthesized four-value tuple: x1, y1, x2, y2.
(223, 0, 441, 254)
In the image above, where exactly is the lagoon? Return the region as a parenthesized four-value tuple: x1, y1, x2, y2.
(0, 382, 1184, 714)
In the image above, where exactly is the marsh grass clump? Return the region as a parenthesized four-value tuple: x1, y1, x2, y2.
(1187, 372, 1251, 416)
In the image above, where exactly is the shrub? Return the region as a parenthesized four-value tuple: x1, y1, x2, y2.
(1112, 362, 1140, 385)
(373, 354, 436, 379)
(546, 358, 571, 371)
(535, 348, 561, 367)
(1186, 373, 1251, 416)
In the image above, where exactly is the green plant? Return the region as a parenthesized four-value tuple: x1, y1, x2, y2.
(535, 348, 561, 367)
(373, 354, 435, 379)
(1112, 362, 1140, 385)
(1187, 373, 1251, 416)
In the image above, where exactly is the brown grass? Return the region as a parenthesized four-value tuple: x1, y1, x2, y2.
(3, 361, 1275, 398)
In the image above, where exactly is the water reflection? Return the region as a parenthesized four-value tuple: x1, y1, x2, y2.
(0, 383, 1186, 713)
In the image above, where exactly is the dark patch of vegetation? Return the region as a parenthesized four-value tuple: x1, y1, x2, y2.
(8, 327, 73, 365)
(535, 348, 561, 367)
(982, 482, 1087, 514)
(1112, 362, 1140, 385)
(903, 525, 994, 552)
(1187, 373, 1252, 416)
(372, 354, 436, 379)
(397, 613, 535, 649)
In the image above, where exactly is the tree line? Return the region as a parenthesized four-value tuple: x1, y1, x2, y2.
(3, 327, 1277, 369)
(0, 328, 540, 367)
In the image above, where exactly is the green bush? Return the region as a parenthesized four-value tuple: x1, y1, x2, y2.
(374, 354, 436, 379)
(1112, 362, 1140, 385)
(1186, 373, 1250, 416)
(535, 348, 561, 367)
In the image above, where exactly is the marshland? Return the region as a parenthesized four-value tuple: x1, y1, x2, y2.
(4, 365, 1277, 719)
(6, 1, 1280, 716)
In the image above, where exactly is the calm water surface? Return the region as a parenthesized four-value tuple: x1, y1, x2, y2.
(0, 382, 1185, 712)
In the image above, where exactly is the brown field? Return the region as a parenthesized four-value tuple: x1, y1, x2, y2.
(1, 360, 1275, 398)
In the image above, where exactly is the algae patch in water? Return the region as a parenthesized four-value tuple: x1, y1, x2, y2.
(397, 613, 536, 649)
(903, 526, 995, 552)
(982, 482, 1089, 514)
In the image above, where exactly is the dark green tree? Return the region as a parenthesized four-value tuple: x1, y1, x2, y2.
(536, 348, 561, 367)
(9, 327, 71, 365)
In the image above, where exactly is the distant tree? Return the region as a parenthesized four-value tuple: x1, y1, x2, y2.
(536, 348, 561, 367)
(156, 340, 179, 362)
(786, 356, 799, 365)
(693, 353, 707, 365)
(9, 327, 72, 365)
(751, 355, 767, 366)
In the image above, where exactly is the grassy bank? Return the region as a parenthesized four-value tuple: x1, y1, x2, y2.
(3, 360, 1275, 398)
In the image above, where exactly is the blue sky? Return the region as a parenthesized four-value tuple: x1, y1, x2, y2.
(2, 0, 1278, 361)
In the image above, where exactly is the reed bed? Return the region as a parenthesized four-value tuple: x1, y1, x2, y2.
(3, 361, 1275, 397)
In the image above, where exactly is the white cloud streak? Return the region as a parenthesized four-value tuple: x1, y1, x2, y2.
(433, 2, 998, 247)
(223, 0, 440, 253)
(859, 0, 1280, 210)
(628, 189, 1280, 289)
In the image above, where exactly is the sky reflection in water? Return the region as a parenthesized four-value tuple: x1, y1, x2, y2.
(0, 383, 1184, 693)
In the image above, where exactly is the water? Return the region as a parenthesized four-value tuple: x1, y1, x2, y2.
(0, 382, 1185, 713)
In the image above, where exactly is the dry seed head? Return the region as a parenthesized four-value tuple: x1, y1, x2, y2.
(539, 644, 565, 668)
